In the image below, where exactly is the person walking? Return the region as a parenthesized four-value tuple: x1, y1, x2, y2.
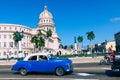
(6, 53, 9, 61)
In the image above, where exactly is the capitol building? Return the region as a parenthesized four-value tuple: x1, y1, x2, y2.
(0, 6, 60, 58)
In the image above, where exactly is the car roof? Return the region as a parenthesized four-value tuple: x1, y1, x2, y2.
(29, 53, 51, 56)
(24, 52, 52, 61)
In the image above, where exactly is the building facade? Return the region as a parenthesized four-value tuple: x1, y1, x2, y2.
(0, 24, 33, 58)
(38, 6, 60, 50)
(95, 41, 116, 53)
(115, 32, 120, 52)
(0, 6, 60, 58)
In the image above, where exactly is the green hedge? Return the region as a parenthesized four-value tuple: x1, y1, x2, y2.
(56, 53, 93, 58)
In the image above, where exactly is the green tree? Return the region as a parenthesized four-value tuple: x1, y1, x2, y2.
(30, 29, 45, 52)
(37, 29, 45, 51)
(86, 31, 95, 42)
(70, 45, 74, 49)
(46, 29, 52, 38)
(37, 29, 42, 36)
(13, 31, 24, 58)
(13, 31, 24, 43)
(30, 35, 38, 52)
(46, 29, 52, 48)
(77, 36, 83, 43)
(77, 36, 83, 49)
(38, 37, 45, 51)
(86, 31, 95, 57)
(63, 45, 68, 50)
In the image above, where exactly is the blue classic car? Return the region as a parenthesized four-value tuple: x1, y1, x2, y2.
(12, 53, 73, 76)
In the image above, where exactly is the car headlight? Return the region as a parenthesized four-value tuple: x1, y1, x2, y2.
(67, 63, 73, 71)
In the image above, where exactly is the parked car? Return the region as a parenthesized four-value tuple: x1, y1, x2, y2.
(11, 53, 73, 76)
(111, 58, 120, 72)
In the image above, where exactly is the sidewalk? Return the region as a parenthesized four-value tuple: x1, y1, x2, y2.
(0, 60, 17, 65)
(69, 56, 102, 63)
(0, 57, 103, 65)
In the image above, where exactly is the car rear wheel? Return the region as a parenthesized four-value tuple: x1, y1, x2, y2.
(55, 67, 65, 76)
(20, 68, 27, 76)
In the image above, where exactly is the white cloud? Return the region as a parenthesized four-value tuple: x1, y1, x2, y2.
(110, 17, 120, 22)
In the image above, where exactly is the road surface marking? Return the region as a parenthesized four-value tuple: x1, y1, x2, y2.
(0, 78, 99, 80)
(73, 72, 95, 76)
(74, 67, 111, 70)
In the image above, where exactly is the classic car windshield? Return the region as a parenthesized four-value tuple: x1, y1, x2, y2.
(47, 54, 56, 59)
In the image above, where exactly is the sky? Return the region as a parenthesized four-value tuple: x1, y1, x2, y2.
(0, 0, 120, 48)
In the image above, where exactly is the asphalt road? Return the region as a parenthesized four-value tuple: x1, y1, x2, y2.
(0, 63, 120, 80)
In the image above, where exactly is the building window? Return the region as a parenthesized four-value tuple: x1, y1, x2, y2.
(4, 35, 6, 39)
(27, 36, 29, 39)
(41, 20, 43, 22)
(4, 42, 6, 48)
(15, 27, 17, 30)
(23, 42, 25, 47)
(0, 27, 1, 30)
(0, 35, 1, 38)
(14, 43, 17, 48)
(27, 42, 28, 47)
(20, 28, 21, 31)
(15, 51, 17, 55)
(4, 27, 6, 30)
(9, 27, 12, 30)
(3, 51, 6, 56)
(9, 35, 12, 39)
(9, 42, 13, 48)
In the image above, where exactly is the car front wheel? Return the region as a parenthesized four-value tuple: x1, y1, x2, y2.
(55, 67, 65, 76)
(20, 68, 27, 76)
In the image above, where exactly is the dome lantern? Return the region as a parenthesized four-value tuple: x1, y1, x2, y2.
(39, 5, 53, 19)
(44, 5, 47, 10)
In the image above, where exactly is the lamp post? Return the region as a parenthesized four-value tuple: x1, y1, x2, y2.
(74, 36, 77, 56)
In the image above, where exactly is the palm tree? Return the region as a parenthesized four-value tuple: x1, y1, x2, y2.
(30, 29, 45, 52)
(46, 29, 52, 48)
(37, 29, 42, 36)
(86, 31, 95, 42)
(77, 36, 83, 53)
(46, 29, 52, 38)
(38, 37, 45, 51)
(13, 31, 24, 58)
(86, 31, 95, 57)
(30, 35, 38, 52)
(13, 31, 19, 51)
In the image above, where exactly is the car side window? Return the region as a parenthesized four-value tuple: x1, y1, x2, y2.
(28, 56, 37, 60)
(39, 55, 47, 61)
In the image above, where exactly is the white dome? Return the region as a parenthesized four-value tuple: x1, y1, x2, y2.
(39, 6, 53, 19)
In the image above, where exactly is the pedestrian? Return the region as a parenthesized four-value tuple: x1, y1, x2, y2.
(110, 50, 115, 62)
(6, 54, 9, 61)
